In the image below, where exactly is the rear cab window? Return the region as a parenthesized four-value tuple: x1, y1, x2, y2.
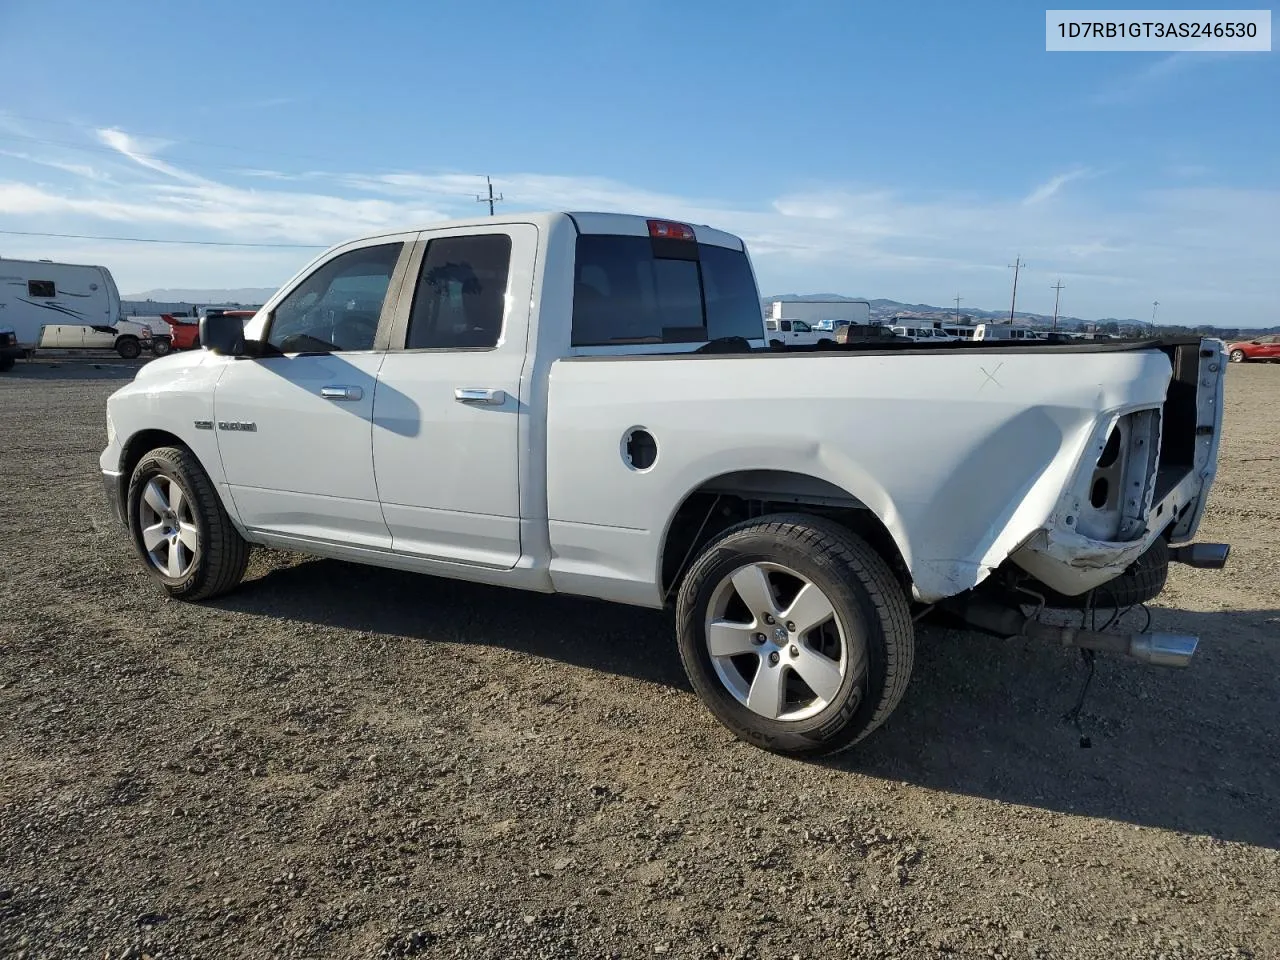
(570, 221, 764, 348)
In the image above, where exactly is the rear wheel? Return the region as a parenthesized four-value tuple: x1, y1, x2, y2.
(151, 336, 172, 357)
(126, 446, 250, 600)
(675, 514, 915, 757)
(116, 336, 141, 359)
(0, 354, 14, 372)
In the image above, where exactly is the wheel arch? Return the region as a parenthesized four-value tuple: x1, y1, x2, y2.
(115, 428, 240, 529)
(658, 469, 913, 600)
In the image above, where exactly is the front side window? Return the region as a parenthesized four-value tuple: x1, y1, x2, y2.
(405, 234, 512, 349)
(266, 242, 403, 354)
(570, 234, 763, 346)
(28, 280, 55, 298)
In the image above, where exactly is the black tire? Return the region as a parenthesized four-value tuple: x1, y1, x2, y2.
(116, 336, 141, 359)
(126, 445, 250, 601)
(1229, 349, 1245, 363)
(675, 513, 915, 757)
(0, 353, 14, 372)
(151, 336, 172, 357)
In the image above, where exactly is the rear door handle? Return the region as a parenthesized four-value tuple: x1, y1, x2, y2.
(321, 385, 363, 401)
(454, 387, 506, 405)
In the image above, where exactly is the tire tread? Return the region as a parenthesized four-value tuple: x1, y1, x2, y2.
(129, 445, 249, 601)
(676, 512, 915, 757)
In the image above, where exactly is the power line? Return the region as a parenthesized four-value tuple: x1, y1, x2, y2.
(0, 228, 327, 249)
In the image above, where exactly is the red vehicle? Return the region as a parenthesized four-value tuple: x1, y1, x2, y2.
(160, 310, 256, 351)
(1226, 334, 1280, 363)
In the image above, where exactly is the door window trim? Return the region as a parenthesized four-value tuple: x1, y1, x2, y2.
(383, 225, 526, 353)
(247, 234, 417, 356)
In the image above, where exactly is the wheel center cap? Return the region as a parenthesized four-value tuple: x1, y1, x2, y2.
(772, 625, 789, 644)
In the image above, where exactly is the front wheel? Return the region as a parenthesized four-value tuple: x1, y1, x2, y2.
(126, 446, 250, 600)
(1229, 349, 1245, 363)
(116, 336, 141, 359)
(675, 514, 915, 757)
(0, 353, 14, 372)
(151, 336, 172, 357)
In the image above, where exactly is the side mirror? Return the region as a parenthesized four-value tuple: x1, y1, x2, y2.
(200, 313, 247, 356)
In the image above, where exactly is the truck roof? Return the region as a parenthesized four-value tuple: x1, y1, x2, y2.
(347, 210, 746, 252)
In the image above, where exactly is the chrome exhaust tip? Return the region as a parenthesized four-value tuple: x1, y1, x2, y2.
(1169, 542, 1231, 569)
(1128, 632, 1198, 668)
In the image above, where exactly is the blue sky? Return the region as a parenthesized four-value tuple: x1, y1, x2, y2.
(0, 0, 1275, 325)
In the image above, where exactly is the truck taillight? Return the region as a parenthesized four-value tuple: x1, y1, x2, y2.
(647, 219, 695, 241)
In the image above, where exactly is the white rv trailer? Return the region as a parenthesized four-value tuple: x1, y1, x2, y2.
(0, 257, 122, 351)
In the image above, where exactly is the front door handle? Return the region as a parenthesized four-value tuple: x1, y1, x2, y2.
(321, 385, 363, 401)
(454, 387, 506, 405)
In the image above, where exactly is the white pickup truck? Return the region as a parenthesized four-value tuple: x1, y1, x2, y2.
(99, 211, 1230, 757)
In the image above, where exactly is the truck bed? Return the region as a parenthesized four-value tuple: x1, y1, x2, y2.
(542, 337, 1220, 607)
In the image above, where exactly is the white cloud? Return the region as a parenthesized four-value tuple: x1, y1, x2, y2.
(0, 149, 113, 182)
(0, 131, 1276, 326)
(1092, 51, 1235, 105)
(95, 127, 204, 184)
(1023, 167, 1092, 205)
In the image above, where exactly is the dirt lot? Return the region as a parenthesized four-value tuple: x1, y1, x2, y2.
(2, 354, 1277, 960)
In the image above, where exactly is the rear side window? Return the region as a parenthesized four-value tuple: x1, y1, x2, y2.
(571, 234, 762, 346)
(28, 280, 55, 298)
(406, 234, 511, 349)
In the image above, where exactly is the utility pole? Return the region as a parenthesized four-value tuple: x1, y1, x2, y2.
(475, 175, 503, 216)
(1151, 299, 1159, 329)
(954, 294, 962, 321)
(1007, 255, 1024, 323)
(1050, 279, 1065, 331)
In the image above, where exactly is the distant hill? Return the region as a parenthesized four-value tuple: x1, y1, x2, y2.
(123, 287, 278, 304)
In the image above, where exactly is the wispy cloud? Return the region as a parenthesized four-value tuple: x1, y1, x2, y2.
(1023, 167, 1093, 205)
(1092, 51, 1235, 105)
(0, 148, 112, 182)
(95, 127, 207, 184)
(0, 130, 1276, 325)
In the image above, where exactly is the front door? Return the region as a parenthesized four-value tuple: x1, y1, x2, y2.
(213, 239, 411, 549)
(371, 224, 536, 568)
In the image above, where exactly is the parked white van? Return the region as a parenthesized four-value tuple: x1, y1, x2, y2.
(0, 257, 122, 351)
(973, 323, 1043, 341)
(888, 324, 955, 342)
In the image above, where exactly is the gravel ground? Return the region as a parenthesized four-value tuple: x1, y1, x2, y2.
(1, 354, 1277, 960)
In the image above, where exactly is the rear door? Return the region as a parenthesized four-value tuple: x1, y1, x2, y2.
(370, 223, 537, 568)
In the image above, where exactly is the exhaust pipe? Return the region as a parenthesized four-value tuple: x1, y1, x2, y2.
(1127, 632, 1199, 667)
(944, 598, 1199, 668)
(1169, 542, 1230, 569)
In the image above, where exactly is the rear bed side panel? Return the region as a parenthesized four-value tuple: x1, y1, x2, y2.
(544, 349, 1175, 607)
